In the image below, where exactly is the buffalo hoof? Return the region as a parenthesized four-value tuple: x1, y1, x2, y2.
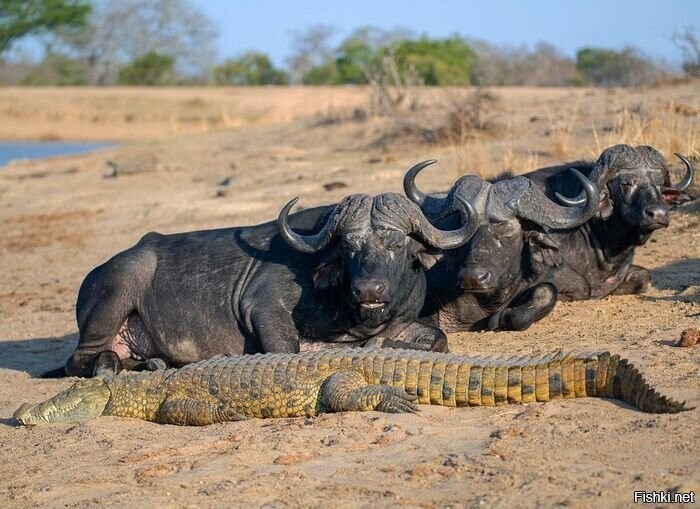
(93, 351, 122, 379)
(487, 311, 503, 331)
(145, 358, 168, 371)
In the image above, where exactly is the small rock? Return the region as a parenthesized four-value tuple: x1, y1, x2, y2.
(320, 436, 338, 446)
(677, 328, 699, 347)
(323, 181, 348, 191)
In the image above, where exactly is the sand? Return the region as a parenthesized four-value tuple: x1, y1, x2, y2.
(0, 83, 698, 508)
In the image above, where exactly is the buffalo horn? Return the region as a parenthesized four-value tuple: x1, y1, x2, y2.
(277, 197, 338, 253)
(516, 169, 599, 229)
(673, 153, 695, 191)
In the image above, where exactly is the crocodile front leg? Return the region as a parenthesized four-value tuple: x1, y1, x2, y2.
(156, 398, 247, 425)
(319, 371, 419, 413)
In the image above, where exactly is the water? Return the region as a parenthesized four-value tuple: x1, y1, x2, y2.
(0, 141, 114, 167)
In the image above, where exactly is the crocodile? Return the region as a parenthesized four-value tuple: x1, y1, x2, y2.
(15, 348, 691, 426)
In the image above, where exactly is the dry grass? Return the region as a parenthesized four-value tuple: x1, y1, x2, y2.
(589, 101, 700, 159)
(0, 86, 370, 141)
(547, 98, 581, 158)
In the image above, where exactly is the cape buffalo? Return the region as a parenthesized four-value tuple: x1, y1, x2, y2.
(403, 159, 599, 332)
(524, 144, 694, 300)
(57, 192, 477, 378)
(406, 144, 694, 332)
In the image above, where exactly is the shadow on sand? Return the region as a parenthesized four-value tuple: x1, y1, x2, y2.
(648, 258, 700, 305)
(0, 333, 76, 376)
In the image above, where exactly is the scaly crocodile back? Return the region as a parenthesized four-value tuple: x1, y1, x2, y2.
(110, 348, 689, 416)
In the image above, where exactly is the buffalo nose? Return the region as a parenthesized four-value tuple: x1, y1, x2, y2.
(352, 280, 387, 301)
(462, 268, 492, 289)
(643, 205, 668, 223)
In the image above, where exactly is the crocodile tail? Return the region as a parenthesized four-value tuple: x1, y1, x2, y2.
(594, 353, 691, 413)
(456, 352, 692, 413)
(515, 352, 692, 414)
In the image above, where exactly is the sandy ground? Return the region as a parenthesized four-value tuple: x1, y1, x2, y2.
(0, 84, 698, 508)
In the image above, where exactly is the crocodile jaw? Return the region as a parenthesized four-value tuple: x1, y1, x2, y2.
(14, 378, 110, 425)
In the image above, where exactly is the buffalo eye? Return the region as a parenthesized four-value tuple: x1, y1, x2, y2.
(384, 232, 406, 251)
(341, 235, 361, 252)
(495, 221, 519, 239)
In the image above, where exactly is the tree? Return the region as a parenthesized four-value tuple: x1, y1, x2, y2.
(20, 51, 87, 85)
(214, 52, 288, 85)
(285, 24, 335, 83)
(392, 36, 476, 86)
(672, 26, 700, 77)
(58, 0, 217, 84)
(0, 0, 90, 53)
(334, 26, 413, 84)
(576, 47, 659, 86)
(470, 40, 576, 86)
(117, 51, 174, 85)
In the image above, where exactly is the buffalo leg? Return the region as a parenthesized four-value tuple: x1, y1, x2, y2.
(69, 292, 134, 377)
(145, 358, 169, 371)
(489, 283, 557, 332)
(611, 264, 651, 295)
(251, 309, 301, 353)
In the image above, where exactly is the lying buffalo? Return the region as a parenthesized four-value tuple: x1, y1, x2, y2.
(525, 144, 694, 300)
(406, 144, 694, 332)
(403, 159, 599, 332)
(55, 192, 477, 377)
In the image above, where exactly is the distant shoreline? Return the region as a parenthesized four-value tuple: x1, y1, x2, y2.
(0, 141, 116, 168)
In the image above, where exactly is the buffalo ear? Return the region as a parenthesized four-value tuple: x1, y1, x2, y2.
(417, 248, 444, 270)
(661, 187, 693, 207)
(525, 231, 562, 267)
(597, 196, 614, 219)
(311, 258, 343, 290)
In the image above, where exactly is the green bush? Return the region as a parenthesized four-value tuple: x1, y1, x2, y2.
(576, 47, 657, 87)
(301, 34, 476, 86)
(214, 52, 288, 85)
(117, 52, 175, 86)
(301, 60, 340, 84)
(392, 36, 476, 86)
(21, 52, 88, 85)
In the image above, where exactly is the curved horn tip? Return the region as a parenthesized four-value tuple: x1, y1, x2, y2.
(454, 194, 478, 223)
(673, 153, 695, 191)
(283, 197, 300, 210)
(552, 168, 592, 207)
(554, 192, 585, 206)
(569, 168, 587, 182)
(404, 160, 438, 206)
(406, 159, 438, 175)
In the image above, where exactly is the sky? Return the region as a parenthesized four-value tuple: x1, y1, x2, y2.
(192, 0, 699, 68)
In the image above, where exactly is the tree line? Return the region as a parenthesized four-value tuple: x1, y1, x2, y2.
(1, 0, 698, 87)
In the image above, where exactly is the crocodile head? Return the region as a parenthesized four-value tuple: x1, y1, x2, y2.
(14, 378, 110, 425)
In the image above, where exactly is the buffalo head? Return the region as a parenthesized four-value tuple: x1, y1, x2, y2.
(556, 144, 694, 244)
(278, 192, 478, 329)
(403, 160, 598, 295)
